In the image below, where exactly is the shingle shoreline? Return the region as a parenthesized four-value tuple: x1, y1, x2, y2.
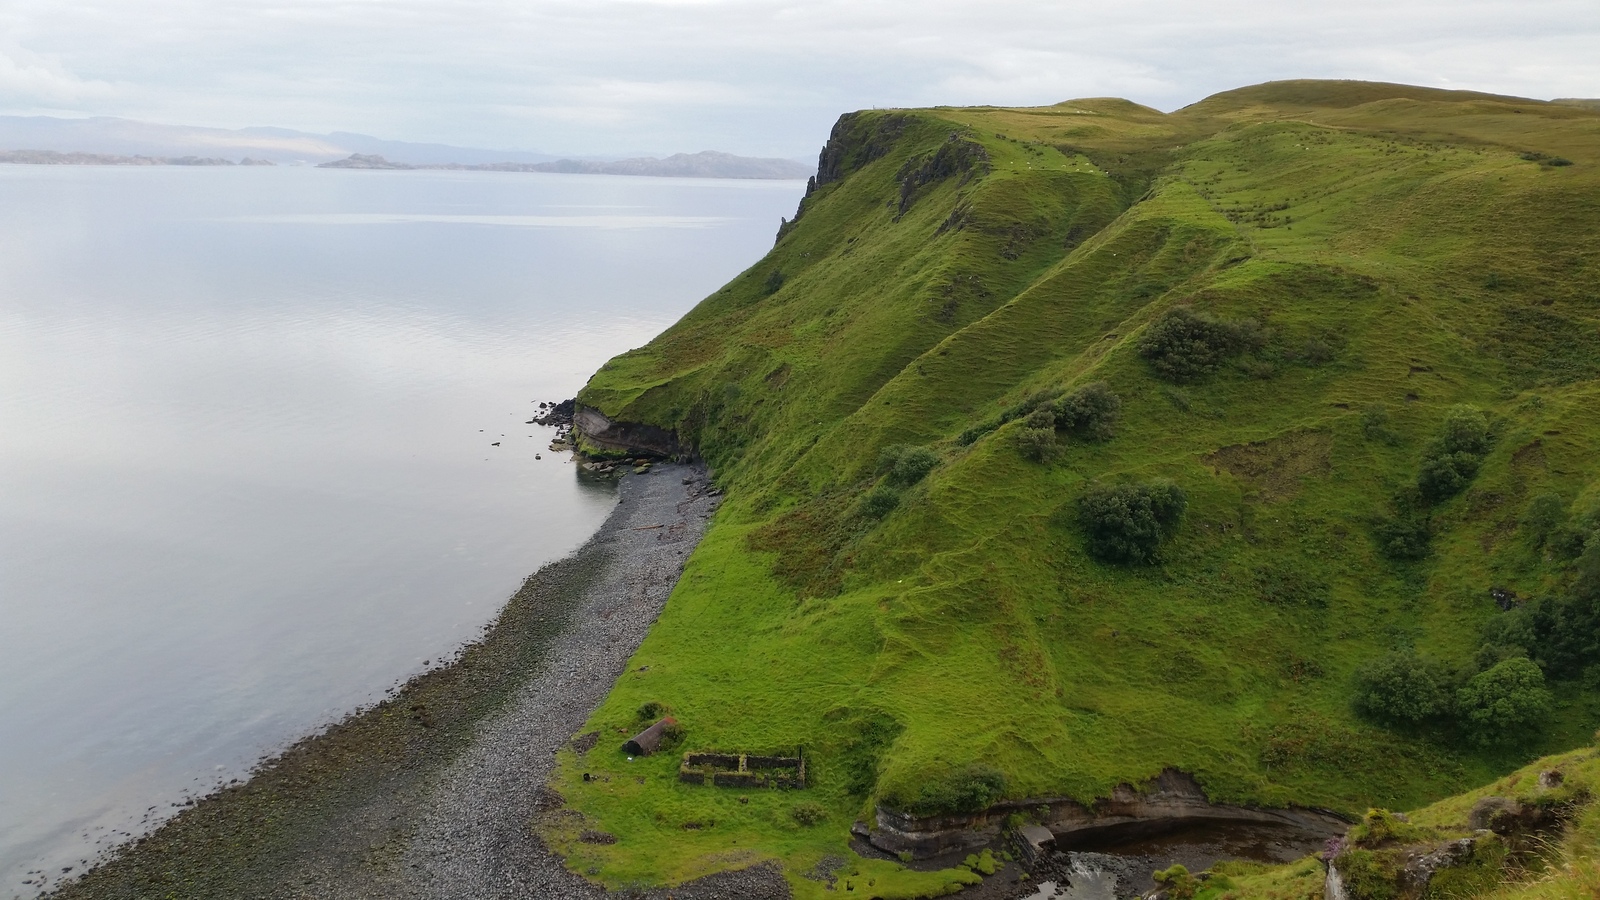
(46, 464, 790, 900)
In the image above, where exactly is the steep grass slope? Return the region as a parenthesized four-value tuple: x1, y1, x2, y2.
(551, 81, 1600, 896)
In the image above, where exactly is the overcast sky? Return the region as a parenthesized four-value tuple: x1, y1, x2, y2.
(2, 0, 1597, 157)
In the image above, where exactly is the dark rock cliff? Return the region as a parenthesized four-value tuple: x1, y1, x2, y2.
(572, 405, 681, 459)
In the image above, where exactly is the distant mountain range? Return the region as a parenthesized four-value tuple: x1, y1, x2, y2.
(0, 115, 814, 179)
(319, 151, 813, 179)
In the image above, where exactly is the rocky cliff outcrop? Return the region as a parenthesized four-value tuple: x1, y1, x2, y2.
(571, 405, 681, 459)
(864, 769, 1349, 859)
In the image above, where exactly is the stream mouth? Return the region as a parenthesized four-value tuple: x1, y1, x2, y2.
(1030, 819, 1331, 900)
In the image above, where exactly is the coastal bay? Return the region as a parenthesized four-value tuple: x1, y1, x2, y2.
(0, 165, 804, 894)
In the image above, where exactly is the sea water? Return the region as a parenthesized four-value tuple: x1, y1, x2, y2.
(0, 164, 804, 893)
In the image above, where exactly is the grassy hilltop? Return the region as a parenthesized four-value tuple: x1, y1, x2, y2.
(548, 80, 1600, 896)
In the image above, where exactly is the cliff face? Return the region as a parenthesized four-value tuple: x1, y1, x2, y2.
(571, 405, 680, 459)
(560, 81, 1600, 891)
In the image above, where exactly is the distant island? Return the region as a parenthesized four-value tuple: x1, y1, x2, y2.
(318, 150, 812, 179)
(0, 149, 275, 166)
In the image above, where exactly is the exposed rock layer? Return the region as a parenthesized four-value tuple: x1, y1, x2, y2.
(866, 769, 1350, 859)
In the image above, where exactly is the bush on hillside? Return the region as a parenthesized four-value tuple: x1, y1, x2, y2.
(1362, 404, 1401, 445)
(1352, 652, 1452, 727)
(1077, 481, 1188, 564)
(1374, 512, 1432, 560)
(1024, 406, 1057, 430)
(878, 444, 940, 486)
(1053, 381, 1121, 442)
(1489, 588, 1600, 681)
(1016, 426, 1057, 462)
(790, 801, 828, 826)
(1417, 452, 1483, 501)
(894, 765, 1007, 816)
(1137, 307, 1253, 383)
(1456, 657, 1553, 746)
(1417, 405, 1492, 502)
(1437, 405, 1492, 456)
(859, 484, 902, 519)
(763, 269, 786, 294)
(1523, 492, 1567, 546)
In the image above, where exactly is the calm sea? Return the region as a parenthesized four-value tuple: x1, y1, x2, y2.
(0, 164, 803, 893)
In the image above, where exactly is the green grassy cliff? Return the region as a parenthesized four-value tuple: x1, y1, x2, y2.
(550, 80, 1600, 896)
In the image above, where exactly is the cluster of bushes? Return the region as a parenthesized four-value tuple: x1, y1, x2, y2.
(1015, 381, 1122, 461)
(1076, 480, 1187, 564)
(1374, 405, 1493, 560)
(856, 444, 942, 519)
(1137, 307, 1262, 383)
(1415, 405, 1493, 501)
(887, 764, 1007, 816)
(960, 380, 1122, 449)
(1487, 495, 1600, 681)
(1351, 651, 1553, 747)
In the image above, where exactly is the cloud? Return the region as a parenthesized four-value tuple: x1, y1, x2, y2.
(1, 0, 1596, 155)
(0, 45, 116, 106)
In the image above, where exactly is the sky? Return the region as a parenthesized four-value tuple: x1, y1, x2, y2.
(1, 0, 1598, 158)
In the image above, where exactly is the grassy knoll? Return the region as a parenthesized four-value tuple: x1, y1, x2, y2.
(552, 81, 1600, 897)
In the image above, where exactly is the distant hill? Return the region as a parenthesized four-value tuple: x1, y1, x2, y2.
(0, 115, 558, 165)
(0, 149, 272, 166)
(318, 150, 812, 180)
(0, 116, 813, 179)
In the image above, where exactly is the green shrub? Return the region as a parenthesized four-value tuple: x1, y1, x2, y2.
(1016, 426, 1057, 461)
(1417, 451, 1482, 501)
(790, 801, 828, 826)
(1052, 381, 1121, 442)
(1493, 590, 1600, 681)
(1137, 307, 1253, 383)
(859, 485, 902, 519)
(1152, 864, 1200, 900)
(1374, 513, 1431, 560)
(763, 269, 786, 294)
(1417, 406, 1492, 501)
(1077, 481, 1187, 564)
(1352, 652, 1452, 726)
(956, 422, 997, 446)
(637, 700, 669, 720)
(893, 765, 1007, 816)
(879, 444, 940, 485)
(1437, 405, 1491, 455)
(1361, 404, 1400, 444)
(1524, 492, 1568, 546)
(1023, 406, 1056, 429)
(1457, 657, 1553, 746)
